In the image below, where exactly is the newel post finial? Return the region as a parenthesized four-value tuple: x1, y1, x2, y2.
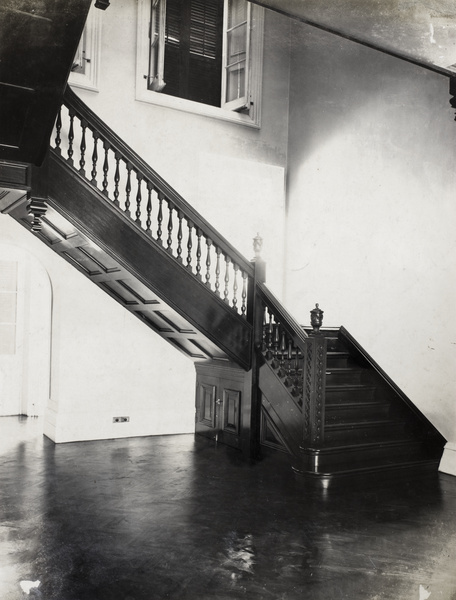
(251, 233, 266, 283)
(310, 303, 324, 334)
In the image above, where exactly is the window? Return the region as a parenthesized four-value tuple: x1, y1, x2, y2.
(69, 5, 102, 92)
(136, 0, 264, 126)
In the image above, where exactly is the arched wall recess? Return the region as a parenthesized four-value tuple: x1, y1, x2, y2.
(0, 244, 52, 418)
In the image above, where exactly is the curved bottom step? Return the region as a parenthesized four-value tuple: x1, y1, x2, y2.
(293, 458, 441, 490)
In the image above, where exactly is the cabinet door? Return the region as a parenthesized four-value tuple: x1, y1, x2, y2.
(195, 376, 243, 449)
(195, 380, 218, 440)
(217, 385, 241, 448)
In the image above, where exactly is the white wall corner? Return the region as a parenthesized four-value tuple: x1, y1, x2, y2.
(439, 442, 456, 476)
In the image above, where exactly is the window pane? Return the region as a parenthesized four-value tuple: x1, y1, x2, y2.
(226, 61, 246, 102)
(227, 0, 247, 29)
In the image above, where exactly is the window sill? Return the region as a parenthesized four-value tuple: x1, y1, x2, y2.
(135, 87, 261, 129)
(68, 78, 100, 93)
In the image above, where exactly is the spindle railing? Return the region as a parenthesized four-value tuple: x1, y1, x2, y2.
(52, 86, 254, 317)
(256, 284, 327, 446)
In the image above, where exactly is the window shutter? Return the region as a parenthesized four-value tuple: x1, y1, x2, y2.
(221, 0, 251, 112)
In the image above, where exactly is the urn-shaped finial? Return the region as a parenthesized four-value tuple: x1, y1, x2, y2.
(253, 233, 263, 259)
(310, 303, 324, 334)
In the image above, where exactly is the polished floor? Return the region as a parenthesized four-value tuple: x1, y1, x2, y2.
(1, 417, 456, 600)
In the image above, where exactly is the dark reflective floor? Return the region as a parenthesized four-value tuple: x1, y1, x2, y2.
(1, 416, 456, 600)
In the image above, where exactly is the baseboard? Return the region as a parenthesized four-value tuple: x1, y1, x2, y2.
(439, 442, 456, 476)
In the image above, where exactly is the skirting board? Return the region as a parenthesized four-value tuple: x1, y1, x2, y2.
(439, 443, 456, 477)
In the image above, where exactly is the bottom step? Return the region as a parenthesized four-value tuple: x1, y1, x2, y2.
(293, 458, 441, 490)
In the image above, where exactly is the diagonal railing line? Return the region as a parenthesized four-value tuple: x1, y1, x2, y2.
(52, 86, 254, 318)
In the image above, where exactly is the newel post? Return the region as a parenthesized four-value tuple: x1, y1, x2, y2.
(302, 304, 327, 447)
(247, 234, 266, 459)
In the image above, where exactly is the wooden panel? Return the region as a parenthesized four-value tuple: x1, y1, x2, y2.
(45, 153, 252, 368)
(199, 383, 217, 427)
(222, 389, 241, 435)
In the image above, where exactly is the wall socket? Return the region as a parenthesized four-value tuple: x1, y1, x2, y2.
(113, 416, 130, 423)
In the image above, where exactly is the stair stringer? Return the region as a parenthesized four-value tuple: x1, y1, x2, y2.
(6, 152, 253, 369)
(259, 360, 303, 458)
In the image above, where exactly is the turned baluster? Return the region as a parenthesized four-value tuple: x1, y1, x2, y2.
(54, 108, 62, 155)
(79, 119, 87, 176)
(277, 329, 287, 377)
(223, 256, 231, 304)
(166, 203, 174, 254)
(205, 239, 212, 287)
(196, 229, 202, 280)
(67, 108, 75, 166)
(284, 340, 294, 387)
(241, 271, 247, 317)
(135, 173, 143, 225)
(232, 264, 239, 312)
(266, 309, 274, 360)
(214, 247, 221, 296)
(261, 308, 267, 352)
(176, 212, 183, 262)
(145, 182, 153, 235)
(91, 131, 99, 185)
(113, 152, 121, 207)
(157, 192, 163, 245)
(186, 221, 193, 270)
(102, 140, 110, 197)
(292, 348, 303, 403)
(125, 163, 132, 216)
(271, 323, 280, 369)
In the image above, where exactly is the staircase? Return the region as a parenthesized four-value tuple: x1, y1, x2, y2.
(0, 85, 446, 485)
(259, 309, 445, 485)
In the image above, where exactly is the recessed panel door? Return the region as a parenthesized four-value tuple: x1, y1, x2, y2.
(218, 387, 241, 448)
(195, 380, 218, 440)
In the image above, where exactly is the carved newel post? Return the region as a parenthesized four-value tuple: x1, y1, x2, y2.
(252, 233, 266, 284)
(310, 303, 324, 334)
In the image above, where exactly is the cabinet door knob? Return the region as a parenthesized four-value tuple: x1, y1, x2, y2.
(216, 398, 222, 405)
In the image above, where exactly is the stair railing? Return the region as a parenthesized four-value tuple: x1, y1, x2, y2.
(51, 86, 254, 318)
(256, 284, 327, 446)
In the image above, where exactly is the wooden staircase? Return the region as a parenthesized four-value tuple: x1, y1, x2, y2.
(0, 86, 446, 483)
(260, 320, 445, 486)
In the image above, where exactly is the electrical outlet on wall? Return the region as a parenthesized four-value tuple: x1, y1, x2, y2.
(113, 416, 130, 423)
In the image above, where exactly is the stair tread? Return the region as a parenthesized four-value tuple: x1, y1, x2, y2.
(306, 438, 425, 453)
(307, 458, 440, 478)
(325, 418, 403, 429)
(326, 400, 388, 409)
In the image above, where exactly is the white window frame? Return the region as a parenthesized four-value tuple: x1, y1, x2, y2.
(69, 5, 102, 92)
(135, 0, 264, 128)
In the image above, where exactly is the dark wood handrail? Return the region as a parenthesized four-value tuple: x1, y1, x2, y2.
(256, 282, 309, 348)
(63, 86, 254, 279)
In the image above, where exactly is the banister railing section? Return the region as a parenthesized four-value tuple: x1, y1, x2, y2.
(52, 86, 255, 318)
(256, 284, 327, 446)
(50, 86, 328, 452)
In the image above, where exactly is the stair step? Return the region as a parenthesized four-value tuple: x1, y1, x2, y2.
(325, 384, 377, 403)
(326, 351, 352, 368)
(325, 367, 371, 385)
(301, 438, 435, 473)
(325, 401, 391, 424)
(296, 458, 442, 488)
(324, 419, 408, 443)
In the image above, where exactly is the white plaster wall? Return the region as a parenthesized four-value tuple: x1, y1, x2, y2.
(72, 4, 290, 295)
(285, 24, 456, 442)
(0, 215, 195, 442)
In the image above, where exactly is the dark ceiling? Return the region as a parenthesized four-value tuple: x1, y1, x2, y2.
(255, 0, 456, 75)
